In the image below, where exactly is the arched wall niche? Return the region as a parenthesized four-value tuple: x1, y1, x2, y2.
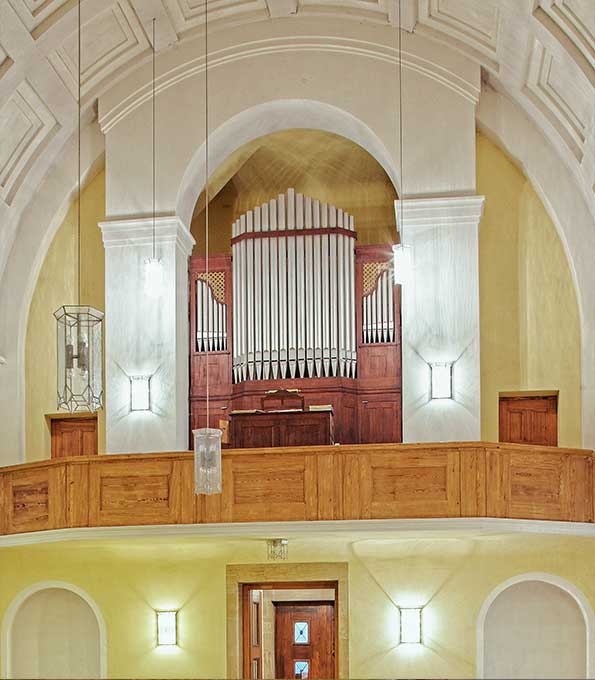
(189, 126, 400, 256)
(476, 572, 595, 679)
(0, 581, 107, 679)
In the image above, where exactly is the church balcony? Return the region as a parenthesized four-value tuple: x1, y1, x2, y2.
(0, 442, 593, 537)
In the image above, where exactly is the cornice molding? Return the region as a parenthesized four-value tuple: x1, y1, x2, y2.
(394, 195, 486, 232)
(1, 517, 595, 548)
(99, 215, 195, 256)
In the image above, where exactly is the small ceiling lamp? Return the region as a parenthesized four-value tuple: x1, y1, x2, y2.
(145, 18, 163, 298)
(194, 0, 222, 495)
(54, 1, 103, 413)
(267, 538, 289, 561)
(393, 0, 413, 286)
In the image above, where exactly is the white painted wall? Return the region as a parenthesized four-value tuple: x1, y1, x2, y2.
(483, 580, 587, 679)
(99, 17, 480, 221)
(99, 217, 194, 453)
(398, 197, 484, 442)
(9, 588, 102, 679)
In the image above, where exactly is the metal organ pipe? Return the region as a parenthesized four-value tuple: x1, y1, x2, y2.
(231, 188, 357, 382)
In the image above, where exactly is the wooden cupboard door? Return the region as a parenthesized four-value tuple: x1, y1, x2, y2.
(51, 417, 97, 459)
(275, 603, 335, 679)
(359, 398, 401, 443)
(499, 396, 558, 446)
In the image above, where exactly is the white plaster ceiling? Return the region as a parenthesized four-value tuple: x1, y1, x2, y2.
(0, 0, 593, 284)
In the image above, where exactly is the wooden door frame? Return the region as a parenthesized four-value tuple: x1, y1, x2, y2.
(242, 582, 338, 680)
(227, 563, 349, 679)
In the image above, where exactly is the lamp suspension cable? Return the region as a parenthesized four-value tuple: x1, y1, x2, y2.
(398, 0, 404, 236)
(77, 0, 81, 305)
(205, 0, 210, 430)
(152, 18, 156, 260)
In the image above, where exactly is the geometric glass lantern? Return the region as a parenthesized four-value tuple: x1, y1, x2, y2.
(54, 305, 103, 412)
(193, 428, 222, 495)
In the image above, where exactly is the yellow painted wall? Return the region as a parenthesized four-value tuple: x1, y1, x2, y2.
(25, 170, 106, 462)
(1, 532, 595, 678)
(477, 132, 581, 446)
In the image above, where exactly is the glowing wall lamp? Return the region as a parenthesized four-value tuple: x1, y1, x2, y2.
(156, 610, 177, 646)
(399, 607, 422, 644)
(430, 362, 453, 400)
(145, 257, 164, 299)
(130, 375, 152, 411)
(393, 243, 413, 285)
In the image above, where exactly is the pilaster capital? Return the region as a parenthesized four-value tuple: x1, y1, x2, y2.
(394, 195, 486, 233)
(99, 215, 195, 256)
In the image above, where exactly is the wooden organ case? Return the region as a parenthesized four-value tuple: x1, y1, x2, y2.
(189, 189, 402, 447)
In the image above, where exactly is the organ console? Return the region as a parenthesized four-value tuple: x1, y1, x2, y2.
(189, 189, 402, 447)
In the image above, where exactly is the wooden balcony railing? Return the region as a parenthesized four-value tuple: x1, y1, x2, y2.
(0, 442, 593, 536)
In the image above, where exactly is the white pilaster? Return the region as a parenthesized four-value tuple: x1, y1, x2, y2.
(395, 196, 485, 443)
(99, 216, 195, 453)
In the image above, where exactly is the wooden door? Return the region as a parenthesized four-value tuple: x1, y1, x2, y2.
(50, 417, 98, 458)
(499, 395, 558, 446)
(275, 602, 335, 679)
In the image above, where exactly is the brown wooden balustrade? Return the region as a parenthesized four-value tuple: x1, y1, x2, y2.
(0, 442, 593, 536)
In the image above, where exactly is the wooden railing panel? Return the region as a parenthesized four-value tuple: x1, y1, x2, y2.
(224, 453, 318, 523)
(67, 461, 89, 528)
(460, 448, 487, 517)
(367, 449, 460, 519)
(5, 465, 66, 534)
(88, 458, 193, 527)
(1, 443, 594, 536)
(486, 447, 593, 522)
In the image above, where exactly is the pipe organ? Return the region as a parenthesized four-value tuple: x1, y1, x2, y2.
(190, 189, 402, 446)
(231, 190, 357, 383)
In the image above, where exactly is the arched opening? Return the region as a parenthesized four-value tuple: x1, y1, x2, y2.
(479, 575, 590, 679)
(190, 128, 398, 255)
(3, 583, 105, 679)
(188, 127, 402, 447)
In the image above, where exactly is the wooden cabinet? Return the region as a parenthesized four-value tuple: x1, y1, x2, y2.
(499, 395, 558, 446)
(50, 416, 97, 459)
(230, 411, 334, 448)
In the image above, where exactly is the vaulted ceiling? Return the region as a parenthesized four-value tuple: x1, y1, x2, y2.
(0, 0, 593, 284)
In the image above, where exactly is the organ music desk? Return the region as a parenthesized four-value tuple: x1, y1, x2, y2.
(230, 391, 334, 448)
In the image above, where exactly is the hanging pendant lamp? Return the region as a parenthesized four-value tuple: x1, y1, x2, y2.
(54, 0, 103, 413)
(145, 18, 163, 298)
(194, 0, 222, 495)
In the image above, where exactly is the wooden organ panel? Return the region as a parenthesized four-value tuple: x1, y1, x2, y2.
(190, 189, 401, 446)
(189, 255, 233, 434)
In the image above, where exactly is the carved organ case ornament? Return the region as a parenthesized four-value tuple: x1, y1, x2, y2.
(189, 189, 402, 446)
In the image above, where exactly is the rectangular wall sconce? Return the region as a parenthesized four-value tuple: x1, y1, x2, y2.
(430, 362, 452, 400)
(156, 610, 177, 646)
(130, 375, 151, 411)
(400, 607, 422, 644)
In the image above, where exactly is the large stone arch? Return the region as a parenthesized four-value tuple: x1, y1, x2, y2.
(477, 86, 595, 448)
(175, 98, 400, 230)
